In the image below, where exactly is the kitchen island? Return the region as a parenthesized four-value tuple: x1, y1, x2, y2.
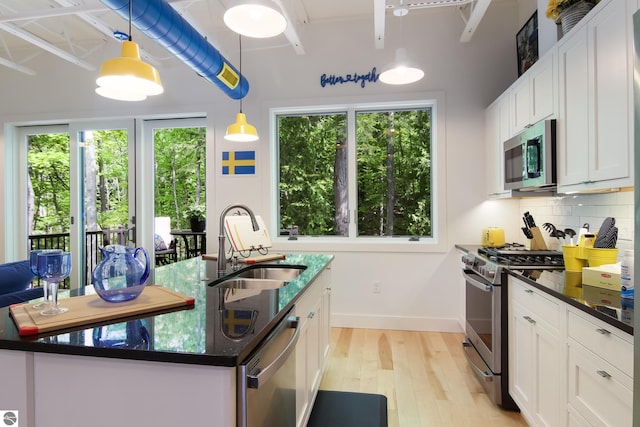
(0, 253, 333, 427)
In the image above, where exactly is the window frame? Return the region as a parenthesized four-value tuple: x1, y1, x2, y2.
(269, 93, 448, 253)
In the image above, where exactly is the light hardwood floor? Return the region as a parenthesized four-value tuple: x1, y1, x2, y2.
(318, 328, 528, 427)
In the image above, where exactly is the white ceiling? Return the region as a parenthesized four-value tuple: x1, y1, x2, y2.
(0, 0, 492, 75)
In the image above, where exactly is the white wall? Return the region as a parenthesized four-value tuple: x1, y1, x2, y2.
(0, 2, 521, 331)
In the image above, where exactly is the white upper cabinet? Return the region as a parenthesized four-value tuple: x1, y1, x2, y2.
(510, 51, 556, 135)
(556, 0, 634, 193)
(485, 93, 513, 198)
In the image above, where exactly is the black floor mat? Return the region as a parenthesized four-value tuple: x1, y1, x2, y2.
(307, 390, 388, 427)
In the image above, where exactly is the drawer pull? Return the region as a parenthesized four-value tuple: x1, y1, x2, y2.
(308, 312, 316, 319)
(595, 328, 611, 335)
(524, 289, 534, 294)
(523, 316, 536, 324)
(596, 370, 612, 379)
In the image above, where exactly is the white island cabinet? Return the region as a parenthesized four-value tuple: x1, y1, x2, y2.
(296, 263, 332, 427)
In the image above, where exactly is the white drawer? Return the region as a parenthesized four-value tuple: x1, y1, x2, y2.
(568, 340, 633, 427)
(567, 308, 633, 377)
(510, 280, 561, 327)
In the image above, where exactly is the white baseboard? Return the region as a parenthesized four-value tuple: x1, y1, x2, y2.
(331, 313, 464, 333)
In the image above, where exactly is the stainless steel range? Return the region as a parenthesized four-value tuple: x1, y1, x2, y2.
(461, 244, 563, 410)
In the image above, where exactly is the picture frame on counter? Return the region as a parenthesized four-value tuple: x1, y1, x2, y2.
(516, 11, 539, 76)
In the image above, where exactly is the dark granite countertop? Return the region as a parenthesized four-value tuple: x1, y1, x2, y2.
(456, 244, 633, 336)
(0, 253, 334, 367)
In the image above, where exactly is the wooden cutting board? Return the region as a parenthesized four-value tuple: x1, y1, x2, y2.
(202, 253, 286, 264)
(10, 285, 195, 337)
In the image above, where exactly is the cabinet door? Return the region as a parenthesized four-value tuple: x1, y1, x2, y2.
(510, 78, 531, 134)
(567, 340, 633, 427)
(533, 319, 562, 427)
(587, 0, 632, 183)
(530, 52, 555, 123)
(557, 25, 590, 187)
(509, 299, 534, 412)
(485, 95, 510, 197)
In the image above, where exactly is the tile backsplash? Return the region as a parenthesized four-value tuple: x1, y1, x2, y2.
(520, 190, 634, 257)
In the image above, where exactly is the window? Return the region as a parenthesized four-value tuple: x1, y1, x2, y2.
(276, 100, 437, 242)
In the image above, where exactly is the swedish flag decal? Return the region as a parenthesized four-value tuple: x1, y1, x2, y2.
(222, 151, 256, 175)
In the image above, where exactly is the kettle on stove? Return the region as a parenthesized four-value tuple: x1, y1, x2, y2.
(481, 227, 505, 248)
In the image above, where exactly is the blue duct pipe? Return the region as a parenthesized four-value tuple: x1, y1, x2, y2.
(100, 0, 249, 99)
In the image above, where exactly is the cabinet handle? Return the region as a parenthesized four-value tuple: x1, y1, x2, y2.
(308, 312, 316, 319)
(523, 315, 536, 324)
(596, 370, 612, 379)
(524, 289, 534, 294)
(595, 328, 611, 335)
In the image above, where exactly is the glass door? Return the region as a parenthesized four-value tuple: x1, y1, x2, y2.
(142, 118, 206, 265)
(70, 120, 135, 288)
(19, 120, 135, 289)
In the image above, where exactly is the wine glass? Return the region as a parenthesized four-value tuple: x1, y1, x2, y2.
(29, 249, 62, 309)
(37, 252, 72, 316)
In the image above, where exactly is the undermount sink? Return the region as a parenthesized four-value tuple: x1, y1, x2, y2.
(218, 278, 289, 290)
(210, 264, 307, 289)
(233, 265, 307, 281)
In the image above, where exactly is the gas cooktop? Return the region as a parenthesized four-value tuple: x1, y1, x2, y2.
(477, 244, 564, 269)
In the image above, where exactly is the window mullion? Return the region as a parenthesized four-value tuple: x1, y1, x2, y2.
(347, 108, 358, 238)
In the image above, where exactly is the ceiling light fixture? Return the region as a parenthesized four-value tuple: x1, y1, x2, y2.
(225, 35, 258, 142)
(379, 3, 424, 85)
(224, 0, 287, 38)
(95, 0, 163, 101)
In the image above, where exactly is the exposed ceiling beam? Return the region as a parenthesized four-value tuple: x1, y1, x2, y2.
(0, 21, 95, 70)
(0, 56, 36, 75)
(274, 0, 305, 54)
(373, 0, 385, 49)
(459, 0, 491, 43)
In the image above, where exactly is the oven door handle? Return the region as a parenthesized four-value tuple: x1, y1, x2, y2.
(462, 271, 492, 292)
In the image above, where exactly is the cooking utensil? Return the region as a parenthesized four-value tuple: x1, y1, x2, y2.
(594, 217, 616, 248)
(542, 222, 557, 235)
(564, 228, 576, 245)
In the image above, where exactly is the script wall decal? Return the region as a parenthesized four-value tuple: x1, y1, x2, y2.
(320, 67, 380, 89)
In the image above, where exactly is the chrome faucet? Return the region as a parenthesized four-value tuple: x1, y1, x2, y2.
(217, 204, 260, 276)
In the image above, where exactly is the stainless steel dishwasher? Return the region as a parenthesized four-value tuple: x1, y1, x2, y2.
(237, 306, 300, 427)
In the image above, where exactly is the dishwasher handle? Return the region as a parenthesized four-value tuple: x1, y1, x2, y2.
(247, 316, 300, 389)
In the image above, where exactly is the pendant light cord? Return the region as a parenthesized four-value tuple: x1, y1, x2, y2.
(129, 0, 133, 42)
(239, 33, 243, 113)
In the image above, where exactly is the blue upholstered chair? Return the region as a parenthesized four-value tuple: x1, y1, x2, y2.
(0, 260, 44, 308)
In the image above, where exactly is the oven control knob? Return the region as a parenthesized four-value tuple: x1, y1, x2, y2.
(461, 254, 474, 266)
(485, 265, 496, 279)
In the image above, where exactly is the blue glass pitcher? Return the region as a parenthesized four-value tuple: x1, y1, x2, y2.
(92, 245, 150, 302)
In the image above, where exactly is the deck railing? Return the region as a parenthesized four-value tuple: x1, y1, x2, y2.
(28, 227, 129, 289)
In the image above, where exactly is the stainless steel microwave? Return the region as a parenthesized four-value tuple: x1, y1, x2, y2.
(504, 119, 556, 191)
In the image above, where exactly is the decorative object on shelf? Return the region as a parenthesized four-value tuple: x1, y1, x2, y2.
(516, 11, 539, 76)
(92, 245, 150, 303)
(546, 0, 596, 36)
(185, 204, 207, 232)
(95, 0, 163, 101)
